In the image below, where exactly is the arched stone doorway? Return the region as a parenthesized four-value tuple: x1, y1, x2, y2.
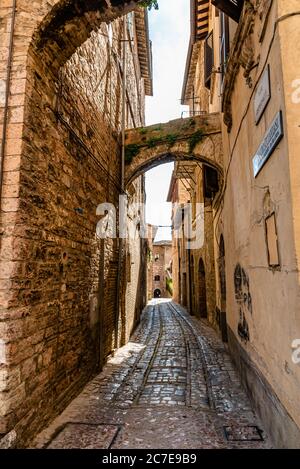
(198, 258, 207, 318)
(154, 288, 161, 298)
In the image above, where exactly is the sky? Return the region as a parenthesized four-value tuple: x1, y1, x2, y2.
(144, 0, 189, 241)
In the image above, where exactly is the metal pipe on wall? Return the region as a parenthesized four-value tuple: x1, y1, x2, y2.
(121, 17, 126, 192)
(0, 0, 17, 210)
(115, 16, 127, 349)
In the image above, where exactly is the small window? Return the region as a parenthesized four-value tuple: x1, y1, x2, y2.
(203, 166, 219, 199)
(127, 12, 135, 42)
(220, 12, 230, 89)
(204, 31, 214, 89)
(154, 275, 160, 281)
(265, 213, 280, 267)
(212, 0, 244, 23)
(126, 252, 131, 283)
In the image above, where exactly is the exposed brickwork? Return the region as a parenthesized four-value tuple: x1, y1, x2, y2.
(0, 2, 150, 447)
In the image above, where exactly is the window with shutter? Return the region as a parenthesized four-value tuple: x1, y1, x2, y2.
(211, 0, 244, 23)
(204, 31, 214, 90)
(203, 166, 219, 199)
(220, 12, 230, 89)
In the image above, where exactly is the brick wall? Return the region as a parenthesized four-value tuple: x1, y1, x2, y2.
(0, 5, 147, 447)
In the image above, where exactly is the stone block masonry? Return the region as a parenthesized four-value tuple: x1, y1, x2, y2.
(32, 301, 272, 449)
(0, 1, 149, 447)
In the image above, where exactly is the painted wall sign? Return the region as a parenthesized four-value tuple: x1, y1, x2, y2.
(252, 111, 284, 178)
(254, 65, 271, 124)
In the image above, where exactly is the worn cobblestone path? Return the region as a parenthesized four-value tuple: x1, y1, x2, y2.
(33, 300, 272, 449)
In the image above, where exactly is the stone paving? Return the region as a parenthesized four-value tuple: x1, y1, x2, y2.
(33, 300, 272, 449)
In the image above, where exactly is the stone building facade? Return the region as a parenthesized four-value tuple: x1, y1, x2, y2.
(181, 0, 300, 448)
(167, 163, 216, 325)
(146, 223, 156, 300)
(167, 174, 190, 306)
(0, 2, 152, 448)
(147, 236, 172, 300)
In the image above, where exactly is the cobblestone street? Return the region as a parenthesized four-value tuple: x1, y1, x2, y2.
(33, 301, 271, 449)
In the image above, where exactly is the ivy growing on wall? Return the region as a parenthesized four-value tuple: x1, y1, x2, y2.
(125, 129, 205, 163)
(188, 129, 204, 153)
(125, 143, 140, 163)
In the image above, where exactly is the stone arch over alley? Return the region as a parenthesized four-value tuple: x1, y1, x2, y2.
(124, 113, 223, 188)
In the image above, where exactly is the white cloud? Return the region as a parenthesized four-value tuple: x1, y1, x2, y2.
(146, 0, 190, 125)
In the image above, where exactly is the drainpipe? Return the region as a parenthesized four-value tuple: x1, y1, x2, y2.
(187, 202, 193, 315)
(121, 17, 126, 193)
(115, 17, 127, 349)
(188, 238, 193, 315)
(0, 0, 17, 211)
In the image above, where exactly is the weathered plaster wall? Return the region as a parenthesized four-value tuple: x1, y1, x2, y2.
(185, 0, 300, 445)
(216, 0, 300, 446)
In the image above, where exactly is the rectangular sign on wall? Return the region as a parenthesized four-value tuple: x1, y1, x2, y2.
(252, 111, 284, 178)
(254, 65, 271, 124)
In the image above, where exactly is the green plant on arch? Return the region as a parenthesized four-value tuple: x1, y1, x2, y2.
(146, 136, 161, 148)
(165, 133, 178, 148)
(188, 129, 204, 154)
(125, 144, 140, 163)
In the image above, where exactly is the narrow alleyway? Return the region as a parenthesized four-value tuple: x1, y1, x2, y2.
(33, 301, 271, 449)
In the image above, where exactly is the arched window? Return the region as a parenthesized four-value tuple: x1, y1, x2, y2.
(154, 275, 160, 281)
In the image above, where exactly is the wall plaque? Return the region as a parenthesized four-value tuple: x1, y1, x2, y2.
(254, 65, 271, 124)
(252, 111, 284, 178)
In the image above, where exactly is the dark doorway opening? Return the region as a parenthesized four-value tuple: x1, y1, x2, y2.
(198, 258, 207, 318)
(154, 289, 161, 298)
(218, 235, 228, 342)
(182, 272, 187, 306)
(190, 255, 195, 315)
